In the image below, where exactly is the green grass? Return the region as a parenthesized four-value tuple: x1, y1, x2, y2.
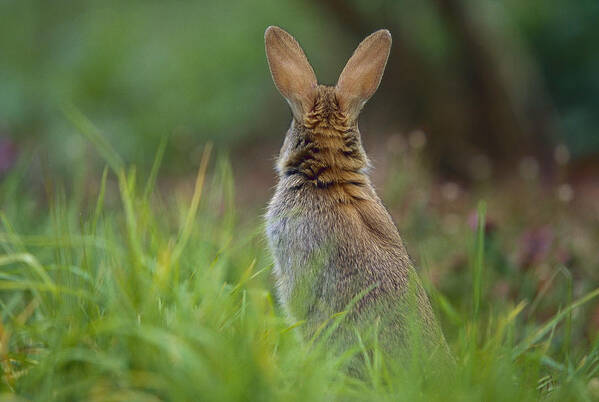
(1, 119, 599, 400)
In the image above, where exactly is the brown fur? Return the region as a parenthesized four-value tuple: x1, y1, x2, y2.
(280, 87, 368, 201)
(264, 26, 450, 363)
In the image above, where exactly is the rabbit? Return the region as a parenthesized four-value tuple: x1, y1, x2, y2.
(264, 26, 450, 365)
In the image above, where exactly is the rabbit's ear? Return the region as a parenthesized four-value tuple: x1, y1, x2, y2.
(265, 26, 318, 120)
(336, 29, 391, 119)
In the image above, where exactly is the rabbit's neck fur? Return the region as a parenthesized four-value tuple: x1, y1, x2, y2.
(277, 86, 371, 203)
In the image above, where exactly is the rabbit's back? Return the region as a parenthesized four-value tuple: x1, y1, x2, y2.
(266, 174, 440, 351)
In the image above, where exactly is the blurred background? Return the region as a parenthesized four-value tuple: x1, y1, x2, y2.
(2, 0, 599, 179)
(1, 0, 598, 337)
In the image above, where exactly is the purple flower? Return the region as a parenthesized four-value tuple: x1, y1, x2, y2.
(517, 226, 554, 269)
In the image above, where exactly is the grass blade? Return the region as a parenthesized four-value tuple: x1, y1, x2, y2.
(513, 287, 599, 358)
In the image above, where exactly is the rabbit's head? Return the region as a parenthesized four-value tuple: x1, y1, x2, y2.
(265, 26, 391, 183)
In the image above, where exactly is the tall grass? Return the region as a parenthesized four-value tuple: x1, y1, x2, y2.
(1, 115, 598, 400)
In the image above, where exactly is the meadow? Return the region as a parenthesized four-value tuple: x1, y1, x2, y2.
(0, 107, 598, 401)
(2, 1, 599, 399)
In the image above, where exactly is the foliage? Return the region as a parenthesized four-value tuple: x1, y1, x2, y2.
(1, 1, 598, 398)
(2, 0, 598, 173)
(0, 0, 345, 172)
(0, 116, 598, 400)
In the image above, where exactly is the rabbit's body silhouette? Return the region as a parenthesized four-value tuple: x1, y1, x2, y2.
(264, 26, 449, 360)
